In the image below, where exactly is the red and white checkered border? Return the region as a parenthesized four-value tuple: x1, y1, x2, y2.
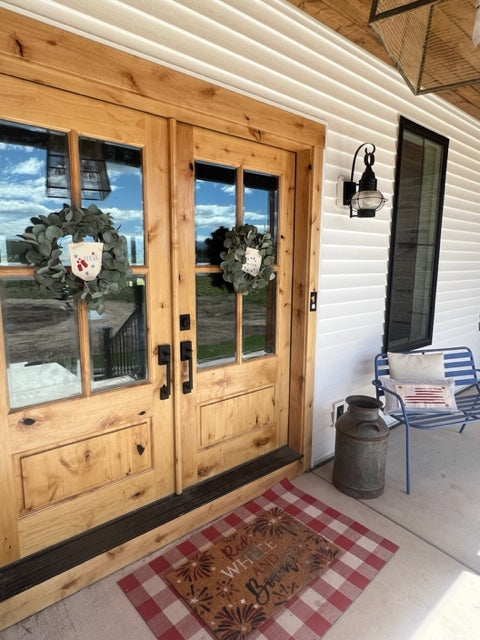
(118, 478, 399, 639)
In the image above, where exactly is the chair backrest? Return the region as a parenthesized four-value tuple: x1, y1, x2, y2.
(374, 346, 479, 399)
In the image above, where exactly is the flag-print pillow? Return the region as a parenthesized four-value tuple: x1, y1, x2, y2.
(380, 377, 458, 415)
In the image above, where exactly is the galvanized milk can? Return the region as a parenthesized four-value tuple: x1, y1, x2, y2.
(332, 395, 389, 499)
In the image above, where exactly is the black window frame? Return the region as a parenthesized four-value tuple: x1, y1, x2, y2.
(384, 116, 449, 353)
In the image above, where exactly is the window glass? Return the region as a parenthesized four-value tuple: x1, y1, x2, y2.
(196, 273, 236, 367)
(244, 171, 278, 260)
(194, 162, 279, 368)
(385, 117, 449, 351)
(1, 278, 81, 408)
(243, 280, 276, 358)
(89, 276, 148, 391)
(195, 162, 236, 265)
(79, 137, 144, 265)
(0, 122, 149, 404)
(0, 120, 70, 265)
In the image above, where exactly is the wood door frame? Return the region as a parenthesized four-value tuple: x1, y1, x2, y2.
(0, 9, 324, 628)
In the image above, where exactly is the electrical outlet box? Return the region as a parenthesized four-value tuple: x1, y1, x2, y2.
(332, 400, 346, 425)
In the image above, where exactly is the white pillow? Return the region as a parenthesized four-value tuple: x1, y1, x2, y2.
(380, 377, 457, 415)
(387, 351, 445, 382)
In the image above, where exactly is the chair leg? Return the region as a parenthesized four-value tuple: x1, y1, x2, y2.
(405, 424, 411, 495)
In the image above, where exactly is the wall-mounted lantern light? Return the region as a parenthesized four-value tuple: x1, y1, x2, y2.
(341, 143, 386, 218)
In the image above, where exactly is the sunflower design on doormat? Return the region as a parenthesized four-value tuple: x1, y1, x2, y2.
(248, 506, 299, 537)
(167, 507, 341, 640)
(214, 603, 268, 640)
(174, 550, 215, 582)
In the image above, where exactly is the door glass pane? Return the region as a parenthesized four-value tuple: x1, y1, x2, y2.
(1, 278, 81, 409)
(0, 120, 70, 265)
(243, 280, 276, 358)
(195, 162, 236, 265)
(196, 273, 236, 367)
(79, 137, 144, 265)
(244, 171, 278, 259)
(89, 276, 148, 391)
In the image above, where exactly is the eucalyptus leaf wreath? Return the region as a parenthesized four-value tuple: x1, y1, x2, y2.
(18, 203, 131, 314)
(220, 224, 276, 294)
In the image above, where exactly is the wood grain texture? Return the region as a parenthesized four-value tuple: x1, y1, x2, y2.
(177, 127, 295, 488)
(18, 421, 152, 512)
(0, 7, 323, 625)
(0, 461, 303, 630)
(0, 8, 324, 150)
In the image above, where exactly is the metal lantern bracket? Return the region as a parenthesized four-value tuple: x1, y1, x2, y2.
(340, 142, 386, 218)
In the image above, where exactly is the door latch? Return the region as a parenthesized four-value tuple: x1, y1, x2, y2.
(158, 344, 171, 399)
(180, 340, 193, 394)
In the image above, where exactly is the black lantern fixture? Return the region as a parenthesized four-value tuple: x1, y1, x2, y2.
(342, 143, 386, 218)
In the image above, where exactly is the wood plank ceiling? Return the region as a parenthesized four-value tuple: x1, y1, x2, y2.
(288, 0, 480, 123)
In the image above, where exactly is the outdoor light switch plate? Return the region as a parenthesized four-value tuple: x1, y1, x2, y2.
(332, 400, 345, 425)
(336, 176, 348, 208)
(336, 176, 343, 208)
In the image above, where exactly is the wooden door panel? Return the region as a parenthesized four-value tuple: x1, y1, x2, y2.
(18, 420, 152, 512)
(196, 424, 278, 481)
(7, 384, 156, 452)
(0, 78, 175, 560)
(195, 356, 278, 402)
(177, 125, 295, 488)
(16, 466, 160, 557)
(198, 386, 275, 448)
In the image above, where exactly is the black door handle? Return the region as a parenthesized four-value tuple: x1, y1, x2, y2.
(158, 344, 171, 400)
(180, 340, 193, 394)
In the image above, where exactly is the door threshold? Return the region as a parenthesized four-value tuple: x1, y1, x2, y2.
(0, 446, 302, 602)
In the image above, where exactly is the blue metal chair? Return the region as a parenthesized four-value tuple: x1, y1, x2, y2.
(373, 346, 480, 494)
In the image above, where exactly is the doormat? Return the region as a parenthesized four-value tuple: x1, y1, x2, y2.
(166, 507, 341, 639)
(118, 478, 399, 640)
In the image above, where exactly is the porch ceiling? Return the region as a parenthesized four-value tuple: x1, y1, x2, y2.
(288, 0, 480, 123)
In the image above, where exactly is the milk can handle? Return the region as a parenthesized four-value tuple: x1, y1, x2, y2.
(354, 421, 382, 432)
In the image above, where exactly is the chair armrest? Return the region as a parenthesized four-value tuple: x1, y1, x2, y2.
(372, 378, 408, 414)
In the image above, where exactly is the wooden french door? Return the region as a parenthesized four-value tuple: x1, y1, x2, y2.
(0, 78, 296, 565)
(174, 125, 295, 489)
(0, 79, 175, 561)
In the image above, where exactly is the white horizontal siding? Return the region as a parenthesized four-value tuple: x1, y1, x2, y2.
(4, 0, 480, 464)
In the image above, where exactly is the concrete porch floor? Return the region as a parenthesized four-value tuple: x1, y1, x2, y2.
(3, 422, 480, 639)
